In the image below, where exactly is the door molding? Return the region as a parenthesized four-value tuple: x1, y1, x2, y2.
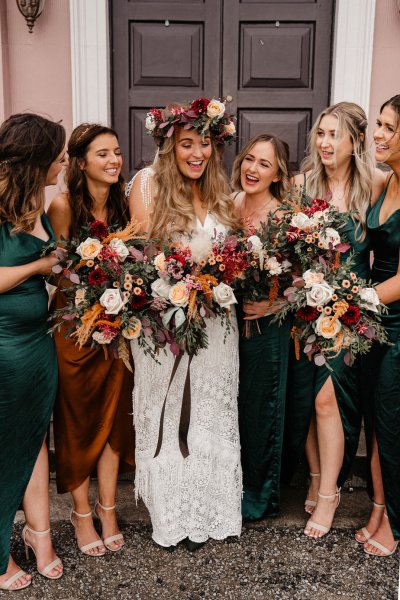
(69, 0, 377, 127)
(331, 0, 376, 114)
(69, 0, 110, 126)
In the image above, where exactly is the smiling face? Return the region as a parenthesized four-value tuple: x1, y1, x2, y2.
(315, 114, 353, 170)
(240, 140, 280, 195)
(79, 133, 122, 185)
(174, 128, 212, 180)
(374, 105, 400, 166)
(45, 148, 67, 185)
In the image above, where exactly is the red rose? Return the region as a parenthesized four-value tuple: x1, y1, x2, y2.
(149, 108, 162, 121)
(296, 306, 319, 322)
(166, 254, 186, 267)
(308, 198, 330, 214)
(190, 98, 210, 115)
(88, 268, 108, 286)
(341, 305, 361, 325)
(90, 220, 108, 239)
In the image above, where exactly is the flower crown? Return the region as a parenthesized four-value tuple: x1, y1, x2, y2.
(145, 97, 236, 147)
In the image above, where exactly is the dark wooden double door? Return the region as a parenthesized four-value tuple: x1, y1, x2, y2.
(111, 0, 334, 177)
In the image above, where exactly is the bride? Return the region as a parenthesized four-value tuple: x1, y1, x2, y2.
(127, 98, 242, 550)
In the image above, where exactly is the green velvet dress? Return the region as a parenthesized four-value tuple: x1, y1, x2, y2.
(284, 218, 370, 488)
(0, 215, 57, 575)
(237, 306, 291, 520)
(360, 186, 400, 540)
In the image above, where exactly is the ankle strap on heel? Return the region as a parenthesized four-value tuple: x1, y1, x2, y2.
(310, 472, 320, 477)
(24, 524, 51, 536)
(71, 508, 92, 518)
(373, 501, 385, 509)
(96, 501, 116, 511)
(318, 489, 340, 500)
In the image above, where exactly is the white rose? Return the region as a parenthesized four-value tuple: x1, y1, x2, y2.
(145, 114, 156, 131)
(212, 282, 237, 308)
(248, 235, 263, 252)
(319, 227, 341, 249)
(76, 237, 103, 260)
(282, 259, 292, 271)
(303, 270, 326, 288)
(290, 212, 314, 231)
(312, 210, 329, 223)
(315, 314, 342, 339)
(359, 287, 380, 313)
(108, 238, 130, 262)
(99, 288, 125, 315)
(92, 331, 113, 344)
(206, 99, 225, 119)
(265, 256, 283, 276)
(169, 281, 190, 307)
(151, 278, 171, 299)
(224, 121, 236, 135)
(154, 252, 167, 271)
(306, 282, 334, 307)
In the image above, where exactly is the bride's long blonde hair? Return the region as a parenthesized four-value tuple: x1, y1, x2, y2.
(147, 129, 239, 241)
(302, 102, 374, 240)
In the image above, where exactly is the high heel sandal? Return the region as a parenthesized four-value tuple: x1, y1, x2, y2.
(94, 501, 124, 552)
(70, 509, 106, 556)
(304, 488, 341, 538)
(355, 501, 385, 544)
(363, 513, 399, 557)
(0, 569, 31, 591)
(21, 525, 63, 580)
(305, 472, 320, 514)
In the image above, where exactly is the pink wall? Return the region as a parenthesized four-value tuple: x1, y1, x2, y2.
(0, 0, 72, 130)
(369, 0, 400, 123)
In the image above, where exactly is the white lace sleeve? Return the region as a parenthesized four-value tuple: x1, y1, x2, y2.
(125, 167, 154, 211)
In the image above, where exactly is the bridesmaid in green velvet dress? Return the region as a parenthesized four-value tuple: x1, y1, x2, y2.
(0, 114, 66, 590)
(284, 103, 385, 539)
(357, 95, 400, 557)
(231, 134, 292, 520)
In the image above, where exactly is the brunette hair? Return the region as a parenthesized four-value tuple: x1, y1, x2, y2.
(380, 95, 400, 121)
(301, 102, 373, 240)
(230, 133, 292, 201)
(0, 113, 65, 232)
(67, 123, 128, 237)
(147, 122, 239, 241)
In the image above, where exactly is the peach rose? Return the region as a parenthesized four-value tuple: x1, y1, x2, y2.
(122, 317, 142, 340)
(76, 237, 103, 260)
(154, 252, 167, 271)
(315, 315, 342, 339)
(206, 99, 225, 119)
(169, 282, 190, 307)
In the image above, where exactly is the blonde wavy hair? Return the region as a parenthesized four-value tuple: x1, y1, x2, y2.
(148, 128, 240, 241)
(301, 102, 374, 240)
(231, 133, 292, 201)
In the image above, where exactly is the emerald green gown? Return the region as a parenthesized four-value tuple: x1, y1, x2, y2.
(360, 185, 400, 540)
(0, 215, 57, 575)
(284, 218, 370, 488)
(238, 307, 291, 520)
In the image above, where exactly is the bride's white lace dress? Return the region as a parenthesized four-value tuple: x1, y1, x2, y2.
(130, 200, 242, 547)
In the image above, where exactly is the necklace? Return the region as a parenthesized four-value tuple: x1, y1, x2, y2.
(243, 194, 275, 219)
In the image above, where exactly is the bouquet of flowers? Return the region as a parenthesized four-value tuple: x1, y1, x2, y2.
(276, 188, 352, 272)
(148, 230, 249, 355)
(274, 256, 388, 367)
(230, 215, 293, 336)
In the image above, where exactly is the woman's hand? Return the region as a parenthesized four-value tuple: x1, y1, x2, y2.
(35, 252, 61, 276)
(243, 297, 287, 320)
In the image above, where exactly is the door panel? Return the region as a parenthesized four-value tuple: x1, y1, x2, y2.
(110, 0, 334, 176)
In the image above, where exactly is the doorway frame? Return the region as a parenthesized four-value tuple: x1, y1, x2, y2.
(69, 0, 376, 126)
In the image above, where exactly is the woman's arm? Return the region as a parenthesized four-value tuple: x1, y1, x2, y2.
(243, 298, 287, 319)
(0, 254, 60, 294)
(47, 192, 72, 240)
(375, 254, 400, 305)
(370, 168, 388, 206)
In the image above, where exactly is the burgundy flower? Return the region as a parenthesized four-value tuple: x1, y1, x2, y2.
(166, 254, 186, 267)
(88, 268, 108, 286)
(190, 98, 210, 115)
(149, 108, 162, 121)
(308, 198, 330, 214)
(296, 306, 319, 322)
(130, 291, 148, 310)
(341, 305, 361, 325)
(90, 220, 108, 239)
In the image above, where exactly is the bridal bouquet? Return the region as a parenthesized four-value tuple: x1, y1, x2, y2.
(274, 257, 388, 367)
(148, 231, 249, 355)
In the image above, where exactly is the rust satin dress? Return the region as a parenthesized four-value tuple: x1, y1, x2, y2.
(52, 290, 135, 493)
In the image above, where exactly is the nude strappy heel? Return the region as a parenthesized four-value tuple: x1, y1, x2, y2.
(0, 569, 31, 591)
(363, 513, 399, 557)
(305, 472, 320, 514)
(22, 525, 63, 580)
(94, 501, 124, 552)
(355, 501, 385, 544)
(70, 509, 106, 556)
(304, 488, 341, 538)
